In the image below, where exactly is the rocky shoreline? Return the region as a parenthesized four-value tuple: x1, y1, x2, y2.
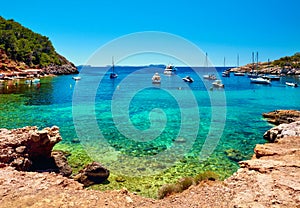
(0, 110, 299, 207)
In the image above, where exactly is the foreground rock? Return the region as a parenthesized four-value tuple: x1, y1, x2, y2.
(264, 121, 300, 142)
(0, 126, 71, 176)
(263, 109, 300, 125)
(74, 162, 110, 186)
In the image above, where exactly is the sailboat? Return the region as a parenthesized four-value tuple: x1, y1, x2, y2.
(222, 57, 230, 77)
(203, 53, 217, 80)
(110, 57, 118, 79)
(234, 54, 246, 76)
(247, 52, 259, 78)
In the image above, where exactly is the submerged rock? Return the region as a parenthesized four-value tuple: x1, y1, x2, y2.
(74, 162, 110, 186)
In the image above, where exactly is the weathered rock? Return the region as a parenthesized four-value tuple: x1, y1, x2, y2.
(0, 126, 72, 176)
(51, 150, 72, 177)
(74, 162, 110, 186)
(263, 121, 300, 142)
(42, 62, 78, 75)
(263, 110, 300, 125)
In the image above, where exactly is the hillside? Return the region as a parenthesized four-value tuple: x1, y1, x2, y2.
(0, 16, 78, 74)
(230, 52, 300, 75)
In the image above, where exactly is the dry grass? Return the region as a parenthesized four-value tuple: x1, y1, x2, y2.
(157, 171, 219, 199)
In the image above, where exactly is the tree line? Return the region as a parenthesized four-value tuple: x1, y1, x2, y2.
(0, 16, 66, 67)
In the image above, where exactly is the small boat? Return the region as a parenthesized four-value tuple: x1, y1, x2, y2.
(110, 57, 118, 79)
(72, 76, 81, 81)
(250, 77, 271, 84)
(262, 75, 280, 81)
(286, 82, 298, 87)
(203, 74, 217, 80)
(247, 72, 259, 78)
(222, 71, 230, 77)
(152, 72, 161, 84)
(212, 80, 224, 88)
(234, 72, 245, 76)
(163, 64, 176, 75)
(182, 76, 194, 83)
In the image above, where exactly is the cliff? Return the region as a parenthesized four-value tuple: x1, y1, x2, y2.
(0, 111, 299, 207)
(230, 52, 300, 75)
(0, 16, 78, 74)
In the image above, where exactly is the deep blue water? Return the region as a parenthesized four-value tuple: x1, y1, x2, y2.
(0, 66, 299, 196)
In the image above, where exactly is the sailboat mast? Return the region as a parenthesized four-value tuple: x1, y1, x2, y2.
(237, 54, 239, 68)
(224, 57, 226, 68)
(112, 56, 114, 73)
(256, 52, 258, 70)
(252, 52, 255, 71)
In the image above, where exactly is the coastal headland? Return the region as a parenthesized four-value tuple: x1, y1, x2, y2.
(0, 110, 299, 207)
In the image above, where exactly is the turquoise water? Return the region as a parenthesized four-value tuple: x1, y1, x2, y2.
(0, 66, 299, 197)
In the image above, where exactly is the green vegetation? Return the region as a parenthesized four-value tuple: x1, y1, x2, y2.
(272, 52, 300, 68)
(157, 171, 219, 199)
(0, 16, 67, 67)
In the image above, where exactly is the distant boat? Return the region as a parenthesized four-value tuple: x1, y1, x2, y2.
(250, 77, 271, 84)
(72, 76, 81, 81)
(222, 57, 230, 77)
(182, 76, 194, 83)
(262, 75, 280, 81)
(110, 57, 118, 79)
(212, 80, 224, 88)
(286, 82, 298, 87)
(247, 72, 259, 78)
(203, 74, 217, 80)
(164, 64, 176, 75)
(234, 72, 245, 76)
(152, 72, 161, 84)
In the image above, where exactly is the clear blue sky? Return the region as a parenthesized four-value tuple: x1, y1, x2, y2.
(1, 0, 299, 66)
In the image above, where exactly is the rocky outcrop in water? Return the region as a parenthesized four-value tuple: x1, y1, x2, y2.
(42, 62, 78, 75)
(0, 126, 72, 176)
(263, 109, 300, 125)
(74, 162, 110, 186)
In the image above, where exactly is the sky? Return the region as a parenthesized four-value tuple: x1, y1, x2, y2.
(1, 0, 299, 66)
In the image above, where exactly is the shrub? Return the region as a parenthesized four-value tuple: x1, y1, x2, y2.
(194, 171, 219, 185)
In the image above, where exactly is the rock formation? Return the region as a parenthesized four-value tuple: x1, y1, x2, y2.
(74, 162, 110, 186)
(0, 126, 71, 176)
(263, 109, 300, 125)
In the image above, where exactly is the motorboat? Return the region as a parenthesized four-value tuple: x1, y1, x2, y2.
(234, 72, 245, 76)
(203, 74, 217, 80)
(222, 71, 230, 77)
(262, 75, 280, 81)
(152, 72, 161, 84)
(212, 80, 224, 88)
(72, 76, 81, 81)
(250, 77, 271, 84)
(182, 76, 194, 83)
(286, 82, 298, 87)
(247, 72, 259, 78)
(163, 64, 176, 75)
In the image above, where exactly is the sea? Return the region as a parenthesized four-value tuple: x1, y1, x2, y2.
(0, 66, 299, 198)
